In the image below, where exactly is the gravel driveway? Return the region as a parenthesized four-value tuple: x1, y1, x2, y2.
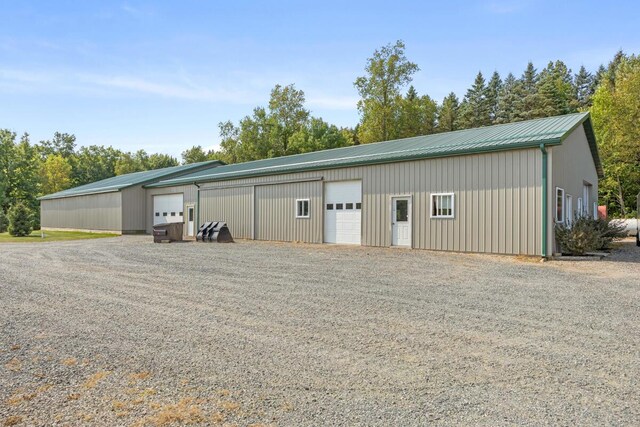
(1, 237, 639, 426)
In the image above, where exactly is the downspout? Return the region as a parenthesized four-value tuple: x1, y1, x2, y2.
(194, 183, 201, 232)
(540, 144, 548, 258)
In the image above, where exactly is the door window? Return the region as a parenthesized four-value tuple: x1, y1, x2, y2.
(395, 199, 408, 222)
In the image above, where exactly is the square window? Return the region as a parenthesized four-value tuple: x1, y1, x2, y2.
(179, 212, 183, 216)
(336, 203, 343, 210)
(155, 212, 159, 217)
(296, 199, 310, 218)
(163, 212, 167, 216)
(326, 204, 334, 210)
(346, 203, 353, 209)
(356, 202, 362, 210)
(171, 212, 176, 216)
(431, 193, 454, 218)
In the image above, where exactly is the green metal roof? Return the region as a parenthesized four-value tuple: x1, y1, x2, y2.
(40, 160, 223, 200)
(147, 112, 602, 188)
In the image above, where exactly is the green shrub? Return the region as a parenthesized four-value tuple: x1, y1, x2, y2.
(7, 202, 34, 237)
(0, 210, 7, 233)
(593, 218, 627, 250)
(555, 216, 628, 255)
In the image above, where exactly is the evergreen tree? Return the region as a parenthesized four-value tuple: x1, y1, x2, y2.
(495, 73, 521, 124)
(516, 62, 543, 120)
(436, 92, 460, 132)
(485, 71, 502, 124)
(537, 60, 577, 116)
(458, 71, 491, 128)
(7, 201, 33, 237)
(574, 65, 595, 109)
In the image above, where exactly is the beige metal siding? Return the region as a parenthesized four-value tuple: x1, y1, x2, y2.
(144, 185, 197, 235)
(200, 186, 253, 239)
(192, 148, 542, 255)
(40, 191, 122, 231)
(121, 186, 147, 232)
(254, 181, 323, 243)
(550, 125, 600, 251)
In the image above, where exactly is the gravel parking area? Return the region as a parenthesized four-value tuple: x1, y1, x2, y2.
(1, 237, 639, 426)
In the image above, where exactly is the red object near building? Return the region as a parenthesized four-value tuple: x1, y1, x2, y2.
(598, 205, 607, 219)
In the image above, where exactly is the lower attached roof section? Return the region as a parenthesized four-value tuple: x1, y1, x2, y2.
(40, 160, 224, 201)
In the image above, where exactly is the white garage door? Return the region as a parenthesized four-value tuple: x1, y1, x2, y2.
(153, 194, 184, 225)
(324, 181, 361, 245)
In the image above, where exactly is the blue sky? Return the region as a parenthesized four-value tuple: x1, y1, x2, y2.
(1, 1, 638, 158)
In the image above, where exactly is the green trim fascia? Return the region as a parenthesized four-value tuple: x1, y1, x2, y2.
(148, 140, 563, 188)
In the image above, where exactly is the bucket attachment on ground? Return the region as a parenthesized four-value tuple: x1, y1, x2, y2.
(198, 221, 233, 243)
(196, 222, 215, 241)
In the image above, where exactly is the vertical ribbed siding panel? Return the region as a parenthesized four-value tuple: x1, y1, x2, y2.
(200, 186, 253, 239)
(254, 181, 322, 243)
(121, 186, 147, 232)
(40, 192, 122, 231)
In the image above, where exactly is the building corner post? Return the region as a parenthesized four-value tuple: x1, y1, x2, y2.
(540, 144, 548, 258)
(194, 182, 200, 233)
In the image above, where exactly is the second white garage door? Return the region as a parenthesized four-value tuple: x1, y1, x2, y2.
(324, 181, 361, 245)
(153, 194, 184, 225)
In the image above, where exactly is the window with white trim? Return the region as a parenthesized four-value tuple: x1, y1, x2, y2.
(296, 199, 310, 218)
(577, 197, 583, 216)
(431, 193, 454, 218)
(555, 187, 565, 223)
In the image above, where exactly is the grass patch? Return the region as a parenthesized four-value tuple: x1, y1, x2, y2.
(0, 230, 117, 243)
(4, 415, 23, 426)
(82, 371, 110, 389)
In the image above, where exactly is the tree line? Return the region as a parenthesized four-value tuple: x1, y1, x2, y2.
(1, 41, 638, 228)
(0, 132, 180, 228)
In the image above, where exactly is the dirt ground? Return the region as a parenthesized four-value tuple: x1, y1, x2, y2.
(1, 236, 638, 426)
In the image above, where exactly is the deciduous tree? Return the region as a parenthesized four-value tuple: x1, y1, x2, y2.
(354, 40, 419, 143)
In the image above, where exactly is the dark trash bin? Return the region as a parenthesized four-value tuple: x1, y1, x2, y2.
(153, 222, 184, 243)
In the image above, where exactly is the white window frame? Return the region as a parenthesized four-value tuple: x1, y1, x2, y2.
(577, 197, 583, 216)
(430, 193, 455, 219)
(295, 198, 310, 218)
(555, 187, 565, 223)
(566, 194, 573, 225)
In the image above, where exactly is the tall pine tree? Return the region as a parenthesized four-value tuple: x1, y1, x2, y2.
(574, 65, 595, 109)
(516, 62, 543, 120)
(436, 93, 460, 132)
(485, 71, 502, 124)
(495, 73, 521, 124)
(458, 72, 491, 129)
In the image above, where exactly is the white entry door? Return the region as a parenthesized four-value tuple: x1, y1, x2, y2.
(186, 206, 195, 236)
(392, 197, 411, 247)
(324, 181, 362, 245)
(153, 194, 184, 225)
